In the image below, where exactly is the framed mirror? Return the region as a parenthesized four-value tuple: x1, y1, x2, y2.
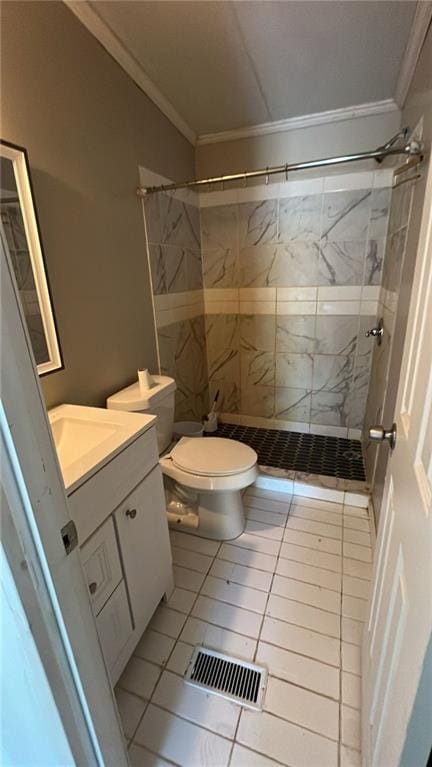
(1, 140, 63, 375)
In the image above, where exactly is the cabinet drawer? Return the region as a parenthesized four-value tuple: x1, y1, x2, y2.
(80, 517, 122, 615)
(96, 581, 132, 676)
(68, 426, 159, 543)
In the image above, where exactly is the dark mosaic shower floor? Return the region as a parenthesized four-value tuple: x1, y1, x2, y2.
(215, 422, 366, 482)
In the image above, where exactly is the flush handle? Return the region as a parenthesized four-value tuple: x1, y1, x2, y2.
(368, 422, 397, 450)
(125, 508, 137, 519)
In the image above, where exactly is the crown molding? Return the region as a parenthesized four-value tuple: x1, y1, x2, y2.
(394, 1, 432, 109)
(197, 99, 400, 146)
(64, 0, 196, 145)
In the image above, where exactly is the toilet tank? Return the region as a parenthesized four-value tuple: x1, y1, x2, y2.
(107, 375, 176, 454)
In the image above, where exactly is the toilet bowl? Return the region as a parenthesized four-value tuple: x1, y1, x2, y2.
(107, 376, 258, 540)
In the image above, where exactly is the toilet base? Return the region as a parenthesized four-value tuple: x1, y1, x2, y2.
(165, 479, 245, 540)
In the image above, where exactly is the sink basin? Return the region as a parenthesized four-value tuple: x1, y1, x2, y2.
(49, 404, 156, 492)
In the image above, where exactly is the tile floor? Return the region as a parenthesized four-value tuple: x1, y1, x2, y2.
(115, 486, 372, 767)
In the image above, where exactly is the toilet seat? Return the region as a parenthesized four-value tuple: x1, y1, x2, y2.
(171, 437, 256, 477)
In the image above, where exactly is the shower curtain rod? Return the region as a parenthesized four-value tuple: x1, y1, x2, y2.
(136, 131, 423, 197)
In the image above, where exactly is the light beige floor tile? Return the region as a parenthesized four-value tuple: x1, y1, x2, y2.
(276, 557, 341, 592)
(245, 494, 291, 514)
(167, 587, 196, 614)
(340, 744, 362, 767)
(230, 743, 282, 767)
(343, 574, 370, 600)
(171, 545, 213, 574)
(344, 542, 372, 563)
(170, 530, 220, 557)
(148, 606, 187, 638)
(342, 594, 368, 621)
(264, 675, 339, 740)
(218, 542, 277, 573)
(114, 689, 146, 740)
(343, 557, 372, 580)
(231, 532, 281, 556)
(290, 505, 343, 527)
(342, 515, 370, 533)
(245, 505, 287, 527)
(246, 486, 292, 503)
(134, 629, 175, 666)
(128, 742, 172, 767)
(166, 640, 194, 675)
(342, 671, 361, 709)
(152, 670, 241, 739)
(266, 594, 340, 638)
(271, 574, 341, 614)
(286, 515, 342, 540)
(292, 496, 343, 513)
(342, 641, 361, 675)
(209, 558, 273, 592)
(134, 704, 232, 766)
(261, 616, 340, 666)
(201, 575, 268, 614)
(256, 641, 339, 699)
(343, 527, 371, 547)
(280, 542, 342, 573)
(237, 709, 338, 767)
(180, 615, 256, 660)
(173, 564, 206, 591)
(245, 519, 284, 541)
(192, 595, 263, 638)
(342, 617, 364, 646)
(341, 704, 361, 749)
(283, 528, 342, 555)
(118, 657, 160, 700)
(343, 505, 369, 519)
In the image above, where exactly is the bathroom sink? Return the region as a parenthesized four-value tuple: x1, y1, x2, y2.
(49, 404, 156, 492)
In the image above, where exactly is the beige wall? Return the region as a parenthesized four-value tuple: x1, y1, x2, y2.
(196, 110, 401, 178)
(1, 1, 194, 408)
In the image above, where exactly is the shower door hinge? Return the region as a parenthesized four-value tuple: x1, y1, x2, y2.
(61, 520, 78, 555)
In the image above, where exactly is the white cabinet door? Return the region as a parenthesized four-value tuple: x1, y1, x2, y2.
(95, 582, 133, 676)
(114, 466, 173, 635)
(80, 517, 123, 615)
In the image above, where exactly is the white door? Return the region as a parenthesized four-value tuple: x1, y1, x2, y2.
(362, 162, 432, 766)
(1, 240, 128, 765)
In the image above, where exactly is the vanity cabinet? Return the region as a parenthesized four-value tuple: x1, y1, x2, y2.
(66, 421, 173, 684)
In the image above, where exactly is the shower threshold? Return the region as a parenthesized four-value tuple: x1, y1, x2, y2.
(214, 422, 366, 483)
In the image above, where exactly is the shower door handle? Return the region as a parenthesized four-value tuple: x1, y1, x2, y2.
(368, 422, 397, 450)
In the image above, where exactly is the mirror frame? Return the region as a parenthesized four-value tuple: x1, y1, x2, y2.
(1, 139, 63, 375)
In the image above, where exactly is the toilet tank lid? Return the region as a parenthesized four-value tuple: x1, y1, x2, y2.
(106, 375, 176, 411)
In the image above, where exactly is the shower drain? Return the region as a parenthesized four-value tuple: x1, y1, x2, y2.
(185, 646, 267, 710)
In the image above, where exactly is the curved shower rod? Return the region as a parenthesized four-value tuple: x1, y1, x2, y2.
(136, 129, 424, 197)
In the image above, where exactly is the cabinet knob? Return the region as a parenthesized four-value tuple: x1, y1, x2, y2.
(89, 581, 97, 595)
(125, 508, 137, 519)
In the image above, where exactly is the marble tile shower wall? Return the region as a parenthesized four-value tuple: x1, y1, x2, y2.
(201, 177, 391, 437)
(144, 191, 209, 422)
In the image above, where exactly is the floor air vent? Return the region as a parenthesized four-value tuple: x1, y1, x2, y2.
(185, 646, 267, 710)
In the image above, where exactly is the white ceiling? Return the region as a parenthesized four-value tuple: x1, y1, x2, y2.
(86, 0, 415, 139)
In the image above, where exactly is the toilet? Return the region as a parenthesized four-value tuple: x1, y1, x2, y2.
(107, 375, 258, 540)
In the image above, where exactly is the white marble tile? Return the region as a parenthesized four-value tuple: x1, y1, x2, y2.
(118, 657, 160, 700)
(134, 630, 175, 666)
(342, 641, 361, 675)
(246, 486, 292, 503)
(239, 287, 276, 301)
(324, 172, 374, 193)
(134, 704, 232, 766)
(256, 641, 340, 699)
(293, 481, 344, 504)
(203, 288, 238, 303)
(239, 300, 276, 314)
(280, 542, 342, 573)
(209, 558, 273, 592)
(341, 704, 361, 750)
(148, 606, 187, 639)
(276, 557, 341, 592)
(266, 594, 340, 638)
(277, 286, 317, 301)
(218, 542, 277, 573)
(283, 527, 342, 555)
(152, 671, 241, 739)
(317, 300, 361, 315)
(342, 671, 361, 709)
(245, 518, 284, 541)
(271, 574, 341, 614)
(201, 576, 268, 614)
(169, 530, 220, 557)
(166, 641, 194, 675)
(237, 709, 338, 767)
(115, 688, 146, 740)
(260, 616, 340, 666)
(204, 299, 239, 314)
(180, 616, 257, 661)
(345, 492, 369, 508)
(264, 675, 339, 740)
(317, 286, 362, 301)
(171, 545, 213, 574)
(276, 300, 317, 315)
(192, 595, 263, 638)
(173, 565, 206, 592)
(167, 587, 196, 614)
